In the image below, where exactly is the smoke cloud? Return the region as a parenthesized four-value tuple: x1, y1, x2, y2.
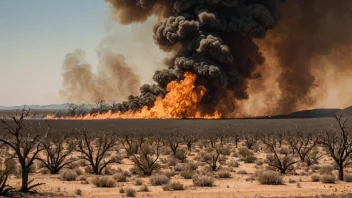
(257, 0, 352, 114)
(61, 0, 352, 117)
(105, 0, 283, 116)
(60, 48, 141, 104)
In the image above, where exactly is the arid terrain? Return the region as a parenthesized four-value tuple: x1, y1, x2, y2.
(0, 107, 352, 198)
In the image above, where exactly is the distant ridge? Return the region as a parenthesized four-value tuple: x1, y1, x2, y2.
(0, 104, 67, 110)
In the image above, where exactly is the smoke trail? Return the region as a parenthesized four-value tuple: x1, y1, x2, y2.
(260, 0, 352, 114)
(105, 0, 283, 116)
(60, 49, 141, 104)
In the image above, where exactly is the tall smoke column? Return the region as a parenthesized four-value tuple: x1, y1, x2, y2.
(106, 0, 283, 116)
(262, 0, 352, 114)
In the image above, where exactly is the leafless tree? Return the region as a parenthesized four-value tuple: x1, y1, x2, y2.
(76, 129, 119, 175)
(0, 107, 48, 192)
(121, 133, 161, 176)
(287, 128, 320, 163)
(182, 132, 198, 151)
(35, 133, 77, 174)
(320, 114, 352, 180)
(165, 128, 183, 155)
(201, 144, 224, 171)
(261, 133, 299, 174)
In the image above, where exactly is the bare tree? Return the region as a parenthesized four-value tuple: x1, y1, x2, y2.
(165, 128, 183, 155)
(201, 144, 224, 171)
(76, 129, 119, 175)
(35, 133, 77, 174)
(121, 134, 161, 176)
(0, 107, 48, 192)
(182, 132, 198, 151)
(287, 128, 320, 163)
(261, 133, 299, 174)
(320, 114, 352, 180)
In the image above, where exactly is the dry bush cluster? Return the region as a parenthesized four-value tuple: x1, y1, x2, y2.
(0, 107, 351, 195)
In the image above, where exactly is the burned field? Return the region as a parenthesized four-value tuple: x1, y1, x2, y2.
(1, 108, 352, 198)
(42, 117, 336, 134)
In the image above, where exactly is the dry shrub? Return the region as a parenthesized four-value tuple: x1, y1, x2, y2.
(174, 163, 184, 172)
(163, 170, 176, 178)
(344, 174, 352, 182)
(60, 169, 78, 181)
(139, 184, 149, 192)
(192, 175, 214, 187)
(165, 181, 184, 191)
(311, 175, 320, 182)
(257, 171, 283, 185)
(320, 174, 336, 184)
(91, 176, 116, 188)
(125, 188, 136, 197)
(238, 147, 252, 157)
(75, 188, 82, 196)
(218, 171, 231, 178)
(238, 170, 248, 175)
(243, 155, 256, 163)
(135, 178, 143, 186)
(168, 157, 178, 166)
(113, 173, 127, 182)
(319, 165, 334, 175)
(185, 161, 198, 171)
(150, 174, 170, 186)
(119, 188, 125, 193)
(175, 149, 187, 162)
(227, 160, 240, 168)
(180, 170, 194, 179)
(288, 178, 296, 183)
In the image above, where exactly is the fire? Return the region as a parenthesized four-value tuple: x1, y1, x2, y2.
(46, 72, 221, 120)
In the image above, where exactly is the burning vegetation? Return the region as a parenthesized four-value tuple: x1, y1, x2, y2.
(53, 0, 352, 119)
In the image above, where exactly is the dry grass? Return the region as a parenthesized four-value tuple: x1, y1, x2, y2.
(59, 169, 78, 181)
(91, 176, 116, 188)
(257, 171, 283, 185)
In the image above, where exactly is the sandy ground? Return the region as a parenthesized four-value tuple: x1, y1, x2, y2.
(6, 148, 352, 198)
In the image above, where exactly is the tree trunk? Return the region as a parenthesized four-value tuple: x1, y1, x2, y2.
(20, 168, 29, 192)
(338, 164, 344, 181)
(187, 143, 192, 151)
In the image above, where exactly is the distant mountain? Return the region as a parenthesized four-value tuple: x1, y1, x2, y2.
(0, 104, 67, 110)
(268, 108, 342, 119)
(338, 106, 352, 116)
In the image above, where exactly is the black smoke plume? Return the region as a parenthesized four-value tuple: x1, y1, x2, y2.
(106, 0, 283, 115)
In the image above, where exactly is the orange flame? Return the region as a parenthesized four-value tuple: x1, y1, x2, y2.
(46, 72, 221, 120)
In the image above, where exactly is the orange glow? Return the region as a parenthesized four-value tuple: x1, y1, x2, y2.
(46, 72, 221, 120)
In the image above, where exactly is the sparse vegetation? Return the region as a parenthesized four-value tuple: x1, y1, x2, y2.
(257, 171, 284, 185)
(60, 169, 78, 181)
(320, 174, 336, 184)
(91, 176, 116, 188)
(192, 175, 214, 187)
(125, 188, 137, 197)
(150, 174, 170, 186)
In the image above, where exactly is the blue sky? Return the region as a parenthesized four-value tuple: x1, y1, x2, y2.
(0, 0, 162, 106)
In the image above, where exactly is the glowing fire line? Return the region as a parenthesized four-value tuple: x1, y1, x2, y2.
(46, 72, 221, 120)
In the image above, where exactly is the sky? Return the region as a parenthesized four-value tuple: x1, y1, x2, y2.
(0, 0, 163, 106)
